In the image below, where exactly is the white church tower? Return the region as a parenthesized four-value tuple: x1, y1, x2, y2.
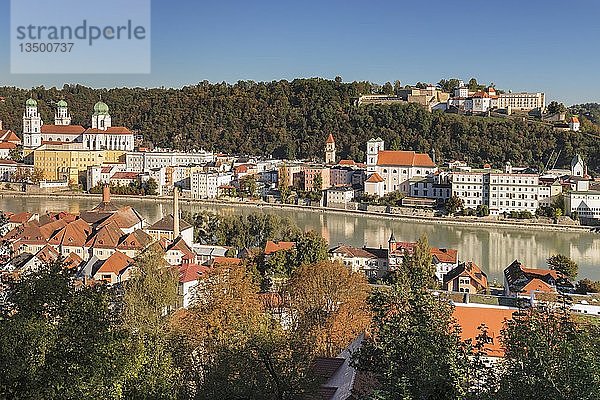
(91, 101, 111, 130)
(366, 137, 385, 173)
(54, 100, 72, 125)
(23, 98, 43, 149)
(325, 133, 336, 164)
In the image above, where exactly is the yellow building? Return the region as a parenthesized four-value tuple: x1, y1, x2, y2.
(33, 144, 125, 184)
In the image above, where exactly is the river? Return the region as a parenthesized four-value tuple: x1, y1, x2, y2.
(1, 195, 599, 283)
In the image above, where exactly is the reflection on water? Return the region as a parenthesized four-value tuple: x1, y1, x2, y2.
(1, 196, 599, 282)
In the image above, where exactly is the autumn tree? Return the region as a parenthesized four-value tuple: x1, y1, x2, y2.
(170, 263, 317, 399)
(286, 261, 371, 357)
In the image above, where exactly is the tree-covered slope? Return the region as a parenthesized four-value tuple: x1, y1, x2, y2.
(1, 79, 598, 172)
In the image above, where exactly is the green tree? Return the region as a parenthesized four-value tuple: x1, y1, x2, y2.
(352, 288, 470, 399)
(395, 235, 437, 290)
(294, 230, 328, 267)
(445, 195, 464, 214)
(0, 259, 133, 399)
(547, 101, 567, 115)
(121, 246, 180, 399)
(143, 178, 159, 196)
(546, 253, 578, 280)
(476, 204, 490, 217)
(575, 278, 600, 294)
(497, 305, 600, 400)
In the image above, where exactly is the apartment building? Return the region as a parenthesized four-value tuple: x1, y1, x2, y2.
(125, 149, 215, 172)
(190, 168, 233, 199)
(451, 166, 540, 215)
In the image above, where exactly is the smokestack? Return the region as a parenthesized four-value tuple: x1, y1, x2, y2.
(173, 187, 180, 238)
(0, 120, 3, 130)
(102, 184, 110, 203)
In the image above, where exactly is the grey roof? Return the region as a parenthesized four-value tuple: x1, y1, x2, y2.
(147, 214, 192, 231)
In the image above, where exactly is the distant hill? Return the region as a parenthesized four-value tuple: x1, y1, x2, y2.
(0, 80, 599, 173)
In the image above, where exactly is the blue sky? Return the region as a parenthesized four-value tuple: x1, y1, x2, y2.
(0, 0, 598, 105)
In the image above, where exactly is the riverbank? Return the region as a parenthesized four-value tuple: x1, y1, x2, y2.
(0, 190, 594, 234)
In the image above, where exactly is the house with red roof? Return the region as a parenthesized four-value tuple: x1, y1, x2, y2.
(178, 261, 211, 308)
(92, 250, 135, 284)
(503, 259, 573, 296)
(365, 137, 437, 197)
(443, 261, 488, 294)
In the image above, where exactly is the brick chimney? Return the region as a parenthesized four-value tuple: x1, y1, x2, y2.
(173, 187, 180, 238)
(102, 184, 110, 203)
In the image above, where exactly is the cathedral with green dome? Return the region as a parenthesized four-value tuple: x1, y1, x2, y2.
(22, 98, 134, 152)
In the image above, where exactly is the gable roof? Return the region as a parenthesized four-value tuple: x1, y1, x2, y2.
(365, 173, 384, 183)
(9, 212, 33, 224)
(264, 240, 296, 255)
(431, 247, 458, 264)
(444, 261, 488, 290)
(329, 245, 378, 259)
(167, 236, 195, 256)
(117, 229, 153, 251)
(97, 206, 142, 230)
(35, 245, 60, 264)
(85, 221, 124, 248)
(48, 219, 92, 247)
(83, 127, 132, 135)
(147, 214, 192, 232)
(521, 278, 555, 294)
(0, 130, 21, 143)
(41, 125, 85, 134)
(504, 260, 561, 293)
(64, 252, 84, 269)
(325, 133, 335, 144)
(96, 251, 134, 275)
(39, 219, 69, 239)
(376, 151, 435, 167)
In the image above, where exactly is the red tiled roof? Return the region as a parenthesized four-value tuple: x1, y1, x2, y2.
(117, 229, 153, 250)
(0, 159, 18, 165)
(85, 221, 124, 248)
(521, 278, 555, 294)
(338, 159, 356, 166)
(111, 172, 140, 180)
(64, 252, 84, 269)
(325, 133, 335, 144)
(329, 245, 378, 259)
(521, 267, 561, 281)
(48, 219, 92, 247)
(97, 206, 142, 230)
(9, 212, 33, 224)
(431, 247, 458, 264)
(96, 251, 134, 274)
(376, 151, 436, 167)
(365, 173, 384, 183)
(167, 236, 195, 257)
(179, 263, 210, 283)
(0, 130, 21, 143)
(264, 241, 295, 255)
(212, 256, 242, 265)
(35, 245, 60, 264)
(571, 116, 579, 123)
(453, 304, 515, 357)
(41, 125, 85, 134)
(0, 142, 16, 149)
(84, 127, 132, 135)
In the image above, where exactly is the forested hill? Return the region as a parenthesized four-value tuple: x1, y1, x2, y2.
(0, 79, 598, 172)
